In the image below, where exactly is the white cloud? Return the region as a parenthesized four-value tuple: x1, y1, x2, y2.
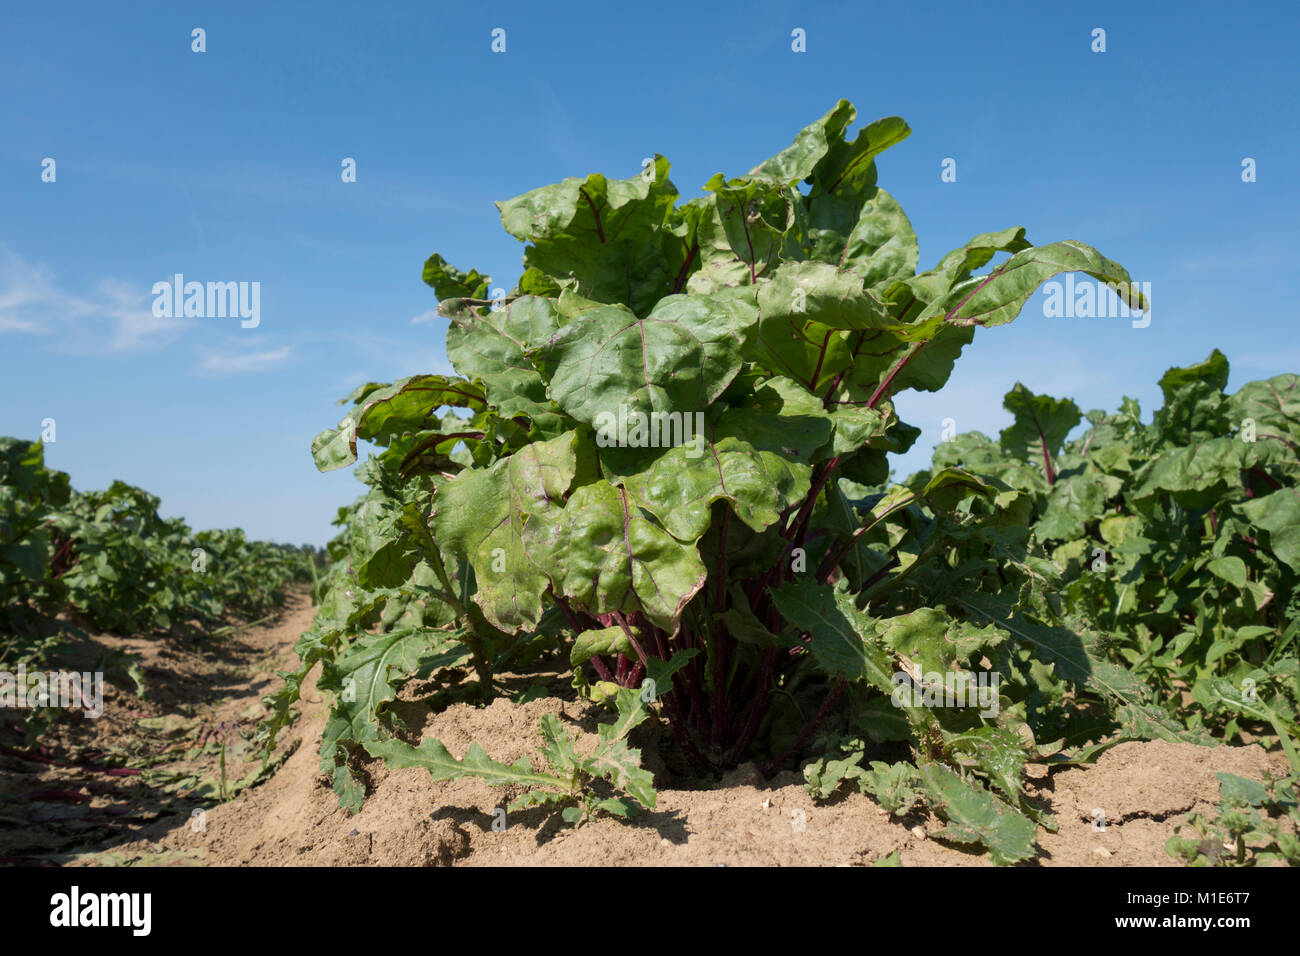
(0, 314, 42, 333)
(0, 247, 181, 351)
(410, 309, 439, 325)
(197, 340, 293, 374)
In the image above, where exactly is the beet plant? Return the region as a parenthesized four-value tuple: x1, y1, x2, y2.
(915, 355, 1300, 774)
(279, 101, 1160, 860)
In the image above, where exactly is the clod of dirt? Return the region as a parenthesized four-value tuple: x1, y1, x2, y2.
(719, 762, 765, 789)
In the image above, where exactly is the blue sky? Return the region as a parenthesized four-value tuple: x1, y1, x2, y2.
(2, 1, 1296, 545)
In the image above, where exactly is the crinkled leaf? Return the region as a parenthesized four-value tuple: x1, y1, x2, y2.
(545, 480, 707, 633)
(496, 157, 680, 316)
(431, 430, 582, 629)
(443, 295, 570, 435)
(877, 607, 1006, 676)
(623, 436, 810, 542)
(543, 290, 755, 430)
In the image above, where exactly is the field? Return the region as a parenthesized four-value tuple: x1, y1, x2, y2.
(3, 99, 1298, 871)
(1, 591, 1291, 866)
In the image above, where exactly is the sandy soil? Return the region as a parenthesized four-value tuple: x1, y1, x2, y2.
(2, 591, 1292, 866)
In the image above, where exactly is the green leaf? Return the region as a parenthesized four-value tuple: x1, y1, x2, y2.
(642, 649, 700, 701)
(1153, 350, 1231, 442)
(509, 789, 569, 812)
(623, 436, 810, 542)
(571, 626, 633, 667)
(313, 375, 487, 472)
(919, 763, 1037, 866)
(545, 480, 707, 633)
(422, 253, 490, 300)
(770, 578, 893, 691)
(1130, 437, 1241, 506)
(876, 607, 1006, 677)
(834, 188, 917, 284)
(827, 405, 891, 456)
(719, 587, 784, 648)
(702, 175, 797, 281)
(943, 239, 1148, 329)
(1206, 555, 1248, 589)
(592, 797, 639, 818)
(943, 727, 1027, 804)
(1035, 472, 1109, 539)
(1239, 489, 1300, 572)
(585, 733, 656, 809)
(859, 760, 924, 815)
(496, 157, 681, 316)
(1216, 772, 1270, 807)
(751, 261, 890, 391)
(318, 627, 471, 805)
(804, 740, 870, 800)
(1227, 373, 1300, 441)
(319, 627, 460, 752)
(917, 466, 997, 513)
(443, 295, 570, 435)
(956, 594, 1143, 703)
(748, 99, 859, 183)
(543, 290, 756, 431)
(310, 414, 360, 472)
(712, 376, 834, 458)
(538, 713, 580, 772)
(431, 429, 582, 630)
(365, 736, 565, 790)
(999, 383, 1082, 473)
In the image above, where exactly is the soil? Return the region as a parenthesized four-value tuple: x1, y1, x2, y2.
(1, 588, 1293, 866)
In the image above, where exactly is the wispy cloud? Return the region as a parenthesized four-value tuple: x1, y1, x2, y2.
(0, 247, 181, 351)
(197, 339, 293, 375)
(410, 308, 439, 325)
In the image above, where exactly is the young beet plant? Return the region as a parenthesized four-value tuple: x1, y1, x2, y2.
(292, 100, 1152, 857)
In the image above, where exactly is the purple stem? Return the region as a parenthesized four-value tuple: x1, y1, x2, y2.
(761, 679, 847, 776)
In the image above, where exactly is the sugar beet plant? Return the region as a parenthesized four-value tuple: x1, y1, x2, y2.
(280, 100, 1187, 860)
(912, 354, 1300, 775)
